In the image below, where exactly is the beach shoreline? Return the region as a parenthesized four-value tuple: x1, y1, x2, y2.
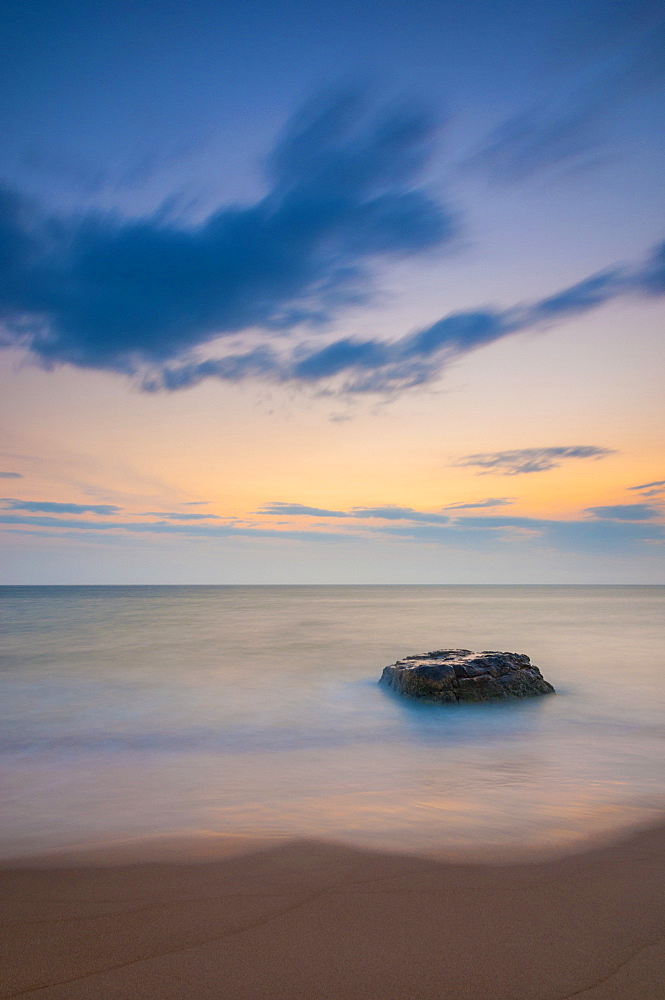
(2, 806, 664, 869)
(3, 819, 664, 999)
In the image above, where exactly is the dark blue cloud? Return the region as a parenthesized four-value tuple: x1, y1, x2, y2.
(0, 93, 453, 373)
(150, 237, 663, 394)
(1, 498, 121, 514)
(284, 310, 512, 392)
(309, 238, 664, 391)
(404, 311, 508, 356)
(0, 471, 23, 479)
(292, 338, 390, 380)
(141, 349, 281, 392)
(585, 503, 661, 520)
(452, 446, 615, 476)
(524, 270, 626, 322)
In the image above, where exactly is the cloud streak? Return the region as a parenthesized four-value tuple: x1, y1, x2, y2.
(259, 498, 511, 518)
(629, 478, 665, 491)
(353, 505, 451, 523)
(0, 512, 355, 544)
(628, 478, 665, 499)
(464, 106, 600, 185)
(256, 501, 451, 523)
(443, 497, 514, 510)
(1, 499, 122, 514)
(585, 503, 661, 521)
(140, 511, 222, 520)
(257, 502, 347, 517)
(147, 237, 665, 394)
(452, 446, 615, 476)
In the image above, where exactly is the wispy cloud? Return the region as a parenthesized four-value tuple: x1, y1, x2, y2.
(463, 106, 600, 184)
(0, 472, 23, 479)
(0, 512, 355, 544)
(443, 497, 514, 510)
(353, 506, 450, 523)
(464, 13, 665, 184)
(140, 511, 222, 520)
(452, 446, 615, 476)
(629, 478, 665, 491)
(257, 501, 451, 523)
(1, 499, 122, 515)
(257, 502, 347, 517)
(627, 478, 665, 498)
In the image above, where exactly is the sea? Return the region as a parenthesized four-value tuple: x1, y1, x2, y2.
(1, 585, 664, 860)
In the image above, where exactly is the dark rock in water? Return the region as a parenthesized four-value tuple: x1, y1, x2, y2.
(380, 649, 555, 703)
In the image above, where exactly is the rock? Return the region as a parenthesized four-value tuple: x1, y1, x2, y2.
(379, 649, 555, 703)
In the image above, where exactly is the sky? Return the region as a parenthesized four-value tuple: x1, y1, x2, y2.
(0, 0, 664, 583)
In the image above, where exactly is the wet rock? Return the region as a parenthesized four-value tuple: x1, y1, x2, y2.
(380, 649, 555, 703)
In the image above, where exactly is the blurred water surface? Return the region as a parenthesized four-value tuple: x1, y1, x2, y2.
(1, 585, 664, 857)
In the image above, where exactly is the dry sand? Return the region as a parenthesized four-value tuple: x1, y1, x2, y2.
(2, 822, 664, 1000)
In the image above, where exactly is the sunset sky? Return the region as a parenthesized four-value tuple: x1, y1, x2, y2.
(1, 0, 664, 583)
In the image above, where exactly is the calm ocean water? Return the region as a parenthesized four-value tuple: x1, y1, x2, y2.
(1, 585, 664, 858)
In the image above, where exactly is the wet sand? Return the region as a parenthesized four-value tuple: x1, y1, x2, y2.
(2, 822, 664, 1000)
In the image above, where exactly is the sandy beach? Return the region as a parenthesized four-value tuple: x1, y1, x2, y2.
(2, 821, 664, 1000)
